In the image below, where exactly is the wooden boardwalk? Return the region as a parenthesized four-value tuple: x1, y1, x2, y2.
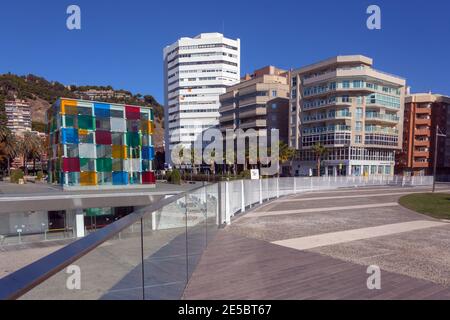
(183, 229, 450, 300)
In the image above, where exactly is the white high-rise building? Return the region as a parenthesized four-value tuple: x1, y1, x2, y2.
(163, 33, 241, 165)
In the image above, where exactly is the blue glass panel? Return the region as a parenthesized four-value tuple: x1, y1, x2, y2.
(61, 128, 79, 144)
(113, 171, 128, 185)
(142, 146, 154, 160)
(94, 103, 111, 118)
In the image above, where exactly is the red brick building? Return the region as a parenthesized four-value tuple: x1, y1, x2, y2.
(396, 93, 450, 176)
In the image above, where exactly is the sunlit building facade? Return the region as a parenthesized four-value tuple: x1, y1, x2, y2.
(290, 55, 406, 176)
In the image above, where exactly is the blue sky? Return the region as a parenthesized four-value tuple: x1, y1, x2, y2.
(0, 0, 449, 103)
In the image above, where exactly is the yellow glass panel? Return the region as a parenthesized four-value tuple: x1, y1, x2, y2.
(112, 145, 127, 159)
(149, 121, 154, 135)
(80, 172, 97, 186)
(141, 121, 150, 133)
(78, 129, 89, 136)
(61, 99, 77, 115)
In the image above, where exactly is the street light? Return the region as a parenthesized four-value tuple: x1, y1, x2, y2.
(432, 125, 446, 193)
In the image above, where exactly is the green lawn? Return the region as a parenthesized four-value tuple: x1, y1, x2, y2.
(399, 193, 450, 220)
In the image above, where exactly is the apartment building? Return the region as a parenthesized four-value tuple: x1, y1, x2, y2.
(219, 66, 290, 143)
(290, 55, 406, 176)
(396, 93, 450, 176)
(5, 99, 32, 133)
(47, 98, 155, 189)
(163, 33, 240, 165)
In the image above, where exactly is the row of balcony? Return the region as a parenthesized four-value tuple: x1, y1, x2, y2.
(365, 113, 400, 123)
(303, 111, 352, 123)
(302, 125, 351, 135)
(365, 126, 399, 135)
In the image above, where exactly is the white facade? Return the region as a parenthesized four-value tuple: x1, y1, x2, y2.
(163, 33, 241, 165)
(289, 55, 406, 177)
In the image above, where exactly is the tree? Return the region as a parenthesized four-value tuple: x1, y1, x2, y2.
(0, 130, 18, 176)
(278, 141, 296, 176)
(17, 131, 43, 176)
(312, 143, 327, 177)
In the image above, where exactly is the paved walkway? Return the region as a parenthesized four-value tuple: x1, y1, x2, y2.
(184, 185, 450, 299)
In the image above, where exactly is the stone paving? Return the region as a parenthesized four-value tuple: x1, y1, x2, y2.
(184, 185, 450, 299)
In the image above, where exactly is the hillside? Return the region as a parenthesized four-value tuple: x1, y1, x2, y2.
(0, 73, 164, 148)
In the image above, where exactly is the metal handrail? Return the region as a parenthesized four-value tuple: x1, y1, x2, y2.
(0, 184, 209, 300)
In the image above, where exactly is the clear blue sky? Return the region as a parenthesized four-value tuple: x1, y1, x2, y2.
(1, 0, 449, 103)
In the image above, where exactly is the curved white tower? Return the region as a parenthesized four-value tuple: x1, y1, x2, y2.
(163, 33, 241, 166)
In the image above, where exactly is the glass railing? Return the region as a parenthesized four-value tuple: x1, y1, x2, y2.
(303, 125, 351, 134)
(0, 176, 435, 300)
(365, 113, 400, 122)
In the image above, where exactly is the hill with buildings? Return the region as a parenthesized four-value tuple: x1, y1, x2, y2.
(0, 73, 164, 148)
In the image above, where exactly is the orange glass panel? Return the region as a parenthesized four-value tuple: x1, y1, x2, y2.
(80, 172, 97, 186)
(149, 121, 154, 135)
(112, 145, 127, 159)
(61, 99, 77, 115)
(78, 129, 89, 136)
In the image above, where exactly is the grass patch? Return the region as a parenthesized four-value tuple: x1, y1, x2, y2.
(399, 193, 450, 220)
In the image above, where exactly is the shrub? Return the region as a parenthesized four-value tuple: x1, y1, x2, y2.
(10, 169, 25, 184)
(36, 171, 44, 181)
(239, 170, 251, 179)
(170, 169, 182, 185)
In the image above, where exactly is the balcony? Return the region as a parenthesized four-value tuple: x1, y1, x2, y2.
(365, 126, 399, 135)
(219, 114, 234, 123)
(239, 119, 266, 129)
(365, 113, 400, 124)
(413, 161, 430, 168)
(302, 125, 351, 136)
(413, 151, 430, 158)
(415, 129, 431, 136)
(303, 98, 353, 111)
(416, 107, 432, 114)
(415, 118, 431, 126)
(414, 140, 430, 147)
(303, 112, 352, 123)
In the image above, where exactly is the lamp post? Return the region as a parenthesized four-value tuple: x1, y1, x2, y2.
(432, 125, 446, 193)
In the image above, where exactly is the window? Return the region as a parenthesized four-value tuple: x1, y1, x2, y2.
(355, 135, 362, 143)
(342, 81, 350, 88)
(271, 90, 277, 97)
(353, 80, 363, 88)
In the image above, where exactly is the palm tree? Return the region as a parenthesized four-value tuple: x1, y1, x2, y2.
(17, 131, 40, 176)
(278, 141, 296, 176)
(29, 133, 46, 174)
(1, 130, 18, 176)
(312, 143, 327, 177)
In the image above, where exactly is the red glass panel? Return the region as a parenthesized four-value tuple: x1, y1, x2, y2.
(125, 106, 141, 120)
(63, 158, 80, 172)
(142, 172, 155, 184)
(96, 130, 112, 145)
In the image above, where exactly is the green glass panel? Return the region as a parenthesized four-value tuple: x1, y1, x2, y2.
(126, 132, 140, 147)
(78, 115, 96, 130)
(85, 207, 112, 217)
(80, 158, 96, 171)
(96, 158, 112, 172)
(150, 109, 154, 121)
(65, 115, 76, 128)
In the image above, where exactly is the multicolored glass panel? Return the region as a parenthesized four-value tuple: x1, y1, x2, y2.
(47, 98, 155, 187)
